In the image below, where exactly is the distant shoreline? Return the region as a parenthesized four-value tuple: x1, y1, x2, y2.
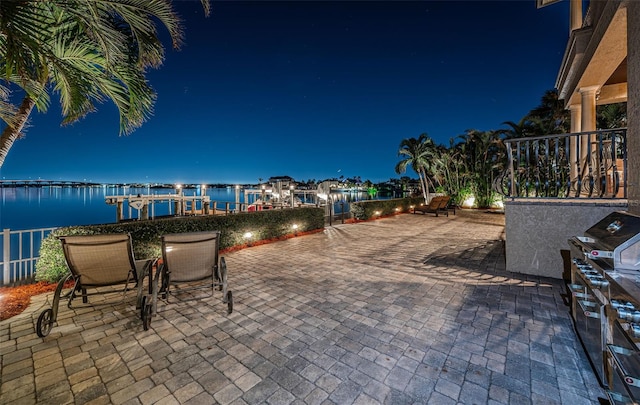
(0, 180, 257, 189)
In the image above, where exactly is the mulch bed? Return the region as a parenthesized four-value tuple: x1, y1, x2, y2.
(0, 282, 59, 322)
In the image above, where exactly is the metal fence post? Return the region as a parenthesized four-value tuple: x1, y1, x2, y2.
(3, 228, 10, 285)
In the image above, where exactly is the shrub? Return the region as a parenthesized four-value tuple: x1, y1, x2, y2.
(350, 197, 423, 220)
(36, 207, 324, 283)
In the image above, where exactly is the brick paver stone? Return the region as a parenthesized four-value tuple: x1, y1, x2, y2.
(0, 211, 604, 404)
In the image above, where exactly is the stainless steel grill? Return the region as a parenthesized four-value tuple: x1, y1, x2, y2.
(569, 211, 640, 405)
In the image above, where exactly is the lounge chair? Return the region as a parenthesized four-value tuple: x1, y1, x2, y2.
(151, 231, 232, 315)
(413, 196, 451, 217)
(443, 197, 457, 215)
(36, 234, 154, 337)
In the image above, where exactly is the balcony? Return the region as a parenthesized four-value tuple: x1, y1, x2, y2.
(501, 128, 628, 279)
(499, 128, 627, 199)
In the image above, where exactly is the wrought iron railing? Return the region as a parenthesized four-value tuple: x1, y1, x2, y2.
(496, 128, 627, 199)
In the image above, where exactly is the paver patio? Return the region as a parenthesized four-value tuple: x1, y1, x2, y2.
(0, 210, 604, 404)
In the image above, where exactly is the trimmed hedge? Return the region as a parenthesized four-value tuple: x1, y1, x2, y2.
(350, 197, 424, 220)
(36, 207, 325, 283)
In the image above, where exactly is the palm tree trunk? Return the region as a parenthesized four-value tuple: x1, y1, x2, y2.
(0, 96, 36, 168)
(416, 171, 427, 203)
(419, 168, 430, 203)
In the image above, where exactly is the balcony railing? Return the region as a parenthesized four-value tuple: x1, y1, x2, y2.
(497, 128, 627, 199)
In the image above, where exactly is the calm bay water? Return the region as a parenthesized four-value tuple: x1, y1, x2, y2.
(0, 185, 375, 231)
(0, 184, 383, 284)
(0, 186, 248, 231)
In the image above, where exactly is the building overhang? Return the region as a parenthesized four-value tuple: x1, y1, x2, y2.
(556, 1, 628, 108)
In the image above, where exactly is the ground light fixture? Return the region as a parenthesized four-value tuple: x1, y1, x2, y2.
(243, 232, 253, 246)
(292, 224, 299, 236)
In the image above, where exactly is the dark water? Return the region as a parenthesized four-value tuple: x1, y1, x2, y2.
(0, 186, 245, 231)
(0, 185, 377, 231)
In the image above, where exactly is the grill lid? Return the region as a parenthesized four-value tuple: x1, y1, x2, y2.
(583, 211, 640, 271)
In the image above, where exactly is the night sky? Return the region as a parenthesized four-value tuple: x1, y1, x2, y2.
(0, 1, 569, 185)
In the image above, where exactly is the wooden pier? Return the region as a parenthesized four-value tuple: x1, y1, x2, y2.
(105, 193, 218, 222)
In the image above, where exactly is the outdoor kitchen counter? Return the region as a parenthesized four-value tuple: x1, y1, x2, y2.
(568, 210, 640, 404)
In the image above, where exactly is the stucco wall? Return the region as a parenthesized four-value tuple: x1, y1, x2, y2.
(505, 199, 628, 278)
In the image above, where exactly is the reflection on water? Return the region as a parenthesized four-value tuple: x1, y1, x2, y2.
(0, 186, 243, 230)
(0, 185, 392, 231)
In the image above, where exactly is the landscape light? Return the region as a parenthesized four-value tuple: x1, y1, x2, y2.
(243, 231, 253, 246)
(463, 196, 475, 208)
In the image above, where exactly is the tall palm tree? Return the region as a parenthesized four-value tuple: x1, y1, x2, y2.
(526, 89, 570, 135)
(497, 117, 535, 139)
(0, 0, 210, 168)
(395, 133, 436, 203)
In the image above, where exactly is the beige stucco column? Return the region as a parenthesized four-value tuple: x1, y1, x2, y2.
(569, 105, 582, 181)
(579, 85, 598, 132)
(577, 86, 599, 185)
(570, 0, 583, 32)
(628, 0, 640, 213)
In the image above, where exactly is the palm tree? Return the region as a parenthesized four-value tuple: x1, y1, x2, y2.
(597, 103, 627, 129)
(430, 139, 470, 206)
(497, 117, 535, 139)
(0, 0, 210, 168)
(459, 129, 506, 208)
(526, 89, 570, 135)
(395, 134, 436, 203)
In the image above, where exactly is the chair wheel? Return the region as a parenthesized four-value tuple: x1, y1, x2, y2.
(143, 305, 151, 331)
(226, 291, 233, 314)
(37, 309, 53, 337)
